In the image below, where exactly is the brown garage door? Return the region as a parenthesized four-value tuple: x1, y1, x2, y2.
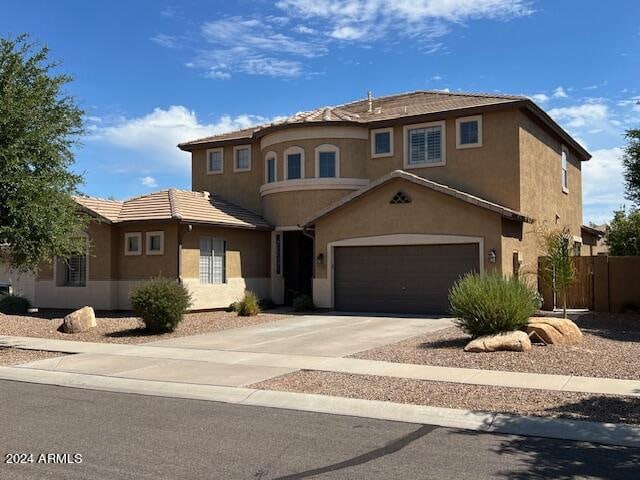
(334, 243, 479, 314)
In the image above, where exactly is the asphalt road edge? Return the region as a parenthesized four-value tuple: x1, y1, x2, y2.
(0, 366, 637, 448)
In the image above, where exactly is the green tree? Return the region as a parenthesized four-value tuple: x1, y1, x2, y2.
(0, 34, 87, 272)
(605, 208, 640, 256)
(622, 128, 640, 205)
(540, 227, 575, 318)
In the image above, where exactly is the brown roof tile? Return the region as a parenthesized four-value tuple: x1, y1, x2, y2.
(73, 190, 271, 230)
(177, 89, 590, 161)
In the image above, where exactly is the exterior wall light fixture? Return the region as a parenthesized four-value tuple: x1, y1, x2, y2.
(488, 249, 497, 263)
(316, 253, 324, 265)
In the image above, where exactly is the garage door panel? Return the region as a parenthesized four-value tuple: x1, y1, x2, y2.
(334, 243, 479, 314)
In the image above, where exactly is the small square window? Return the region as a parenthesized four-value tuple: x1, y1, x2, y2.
(207, 148, 223, 174)
(371, 128, 394, 158)
(459, 121, 478, 145)
(456, 115, 482, 149)
(146, 231, 164, 255)
(124, 233, 142, 256)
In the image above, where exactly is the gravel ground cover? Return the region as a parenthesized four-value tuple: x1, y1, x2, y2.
(252, 370, 640, 425)
(0, 347, 65, 366)
(350, 313, 640, 380)
(0, 309, 293, 344)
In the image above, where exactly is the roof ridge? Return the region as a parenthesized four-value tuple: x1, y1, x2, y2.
(73, 194, 123, 204)
(167, 188, 183, 220)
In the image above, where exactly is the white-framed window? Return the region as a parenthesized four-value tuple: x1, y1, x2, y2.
(561, 146, 569, 193)
(455, 115, 482, 149)
(403, 120, 446, 168)
(146, 231, 164, 255)
(206, 147, 224, 174)
(199, 237, 226, 284)
(314, 144, 340, 178)
(265, 151, 277, 183)
(233, 145, 252, 172)
(56, 236, 89, 287)
(284, 146, 305, 180)
(124, 232, 142, 256)
(371, 127, 394, 158)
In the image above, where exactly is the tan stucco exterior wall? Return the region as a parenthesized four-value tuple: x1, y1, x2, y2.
(114, 222, 179, 280)
(366, 109, 522, 210)
(518, 111, 583, 279)
(313, 179, 505, 280)
(191, 141, 263, 213)
(262, 189, 356, 227)
(180, 225, 270, 279)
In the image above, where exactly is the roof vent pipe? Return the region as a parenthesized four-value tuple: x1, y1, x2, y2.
(367, 91, 373, 112)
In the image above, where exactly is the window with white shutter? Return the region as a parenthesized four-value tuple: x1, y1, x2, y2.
(200, 237, 226, 284)
(404, 121, 445, 168)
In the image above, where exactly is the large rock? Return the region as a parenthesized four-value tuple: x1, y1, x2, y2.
(464, 331, 532, 353)
(527, 317, 583, 345)
(60, 306, 97, 333)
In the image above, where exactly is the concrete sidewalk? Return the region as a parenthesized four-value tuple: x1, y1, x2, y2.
(1, 366, 638, 449)
(3, 335, 640, 396)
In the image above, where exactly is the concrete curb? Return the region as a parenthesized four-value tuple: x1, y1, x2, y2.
(1, 366, 638, 448)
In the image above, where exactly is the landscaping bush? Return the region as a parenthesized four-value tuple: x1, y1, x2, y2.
(226, 302, 238, 313)
(129, 278, 192, 333)
(258, 298, 275, 311)
(292, 294, 315, 312)
(0, 294, 31, 314)
(449, 272, 537, 338)
(236, 291, 261, 316)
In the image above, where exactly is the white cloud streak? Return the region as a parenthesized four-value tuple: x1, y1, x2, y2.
(582, 147, 626, 223)
(140, 176, 159, 188)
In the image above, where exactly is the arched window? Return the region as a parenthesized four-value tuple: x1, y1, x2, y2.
(314, 144, 340, 178)
(284, 146, 305, 180)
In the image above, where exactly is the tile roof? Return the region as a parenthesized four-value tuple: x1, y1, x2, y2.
(178, 89, 590, 161)
(178, 90, 524, 148)
(73, 190, 271, 230)
(302, 170, 533, 226)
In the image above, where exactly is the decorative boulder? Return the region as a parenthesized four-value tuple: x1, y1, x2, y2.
(60, 306, 97, 333)
(464, 331, 532, 353)
(526, 317, 583, 345)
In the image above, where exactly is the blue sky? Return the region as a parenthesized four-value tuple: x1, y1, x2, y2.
(2, 0, 639, 223)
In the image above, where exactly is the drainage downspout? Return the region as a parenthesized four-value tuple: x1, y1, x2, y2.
(177, 223, 192, 284)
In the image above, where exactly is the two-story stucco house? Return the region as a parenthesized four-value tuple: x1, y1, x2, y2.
(6, 90, 590, 314)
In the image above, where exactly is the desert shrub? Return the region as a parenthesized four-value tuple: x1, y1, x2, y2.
(292, 294, 315, 312)
(258, 298, 275, 310)
(0, 294, 31, 314)
(226, 302, 238, 313)
(449, 272, 536, 338)
(130, 278, 192, 333)
(236, 291, 261, 317)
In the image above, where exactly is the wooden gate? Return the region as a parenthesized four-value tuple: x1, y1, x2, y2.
(538, 256, 595, 310)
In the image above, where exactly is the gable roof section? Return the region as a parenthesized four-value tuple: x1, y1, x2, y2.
(73, 189, 272, 230)
(178, 90, 590, 161)
(302, 170, 533, 226)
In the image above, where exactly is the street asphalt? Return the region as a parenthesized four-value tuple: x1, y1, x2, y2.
(1, 380, 638, 479)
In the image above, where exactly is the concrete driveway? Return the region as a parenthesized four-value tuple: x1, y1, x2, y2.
(17, 312, 453, 388)
(149, 313, 454, 356)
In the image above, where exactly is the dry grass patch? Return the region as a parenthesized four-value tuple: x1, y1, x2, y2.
(350, 313, 640, 380)
(0, 309, 293, 344)
(252, 370, 640, 425)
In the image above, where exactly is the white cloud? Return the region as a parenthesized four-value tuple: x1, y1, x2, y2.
(153, 1, 533, 79)
(552, 86, 568, 98)
(186, 17, 326, 79)
(530, 93, 550, 103)
(548, 103, 609, 129)
(92, 106, 273, 171)
(140, 176, 159, 188)
(582, 147, 625, 223)
(431, 75, 443, 81)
